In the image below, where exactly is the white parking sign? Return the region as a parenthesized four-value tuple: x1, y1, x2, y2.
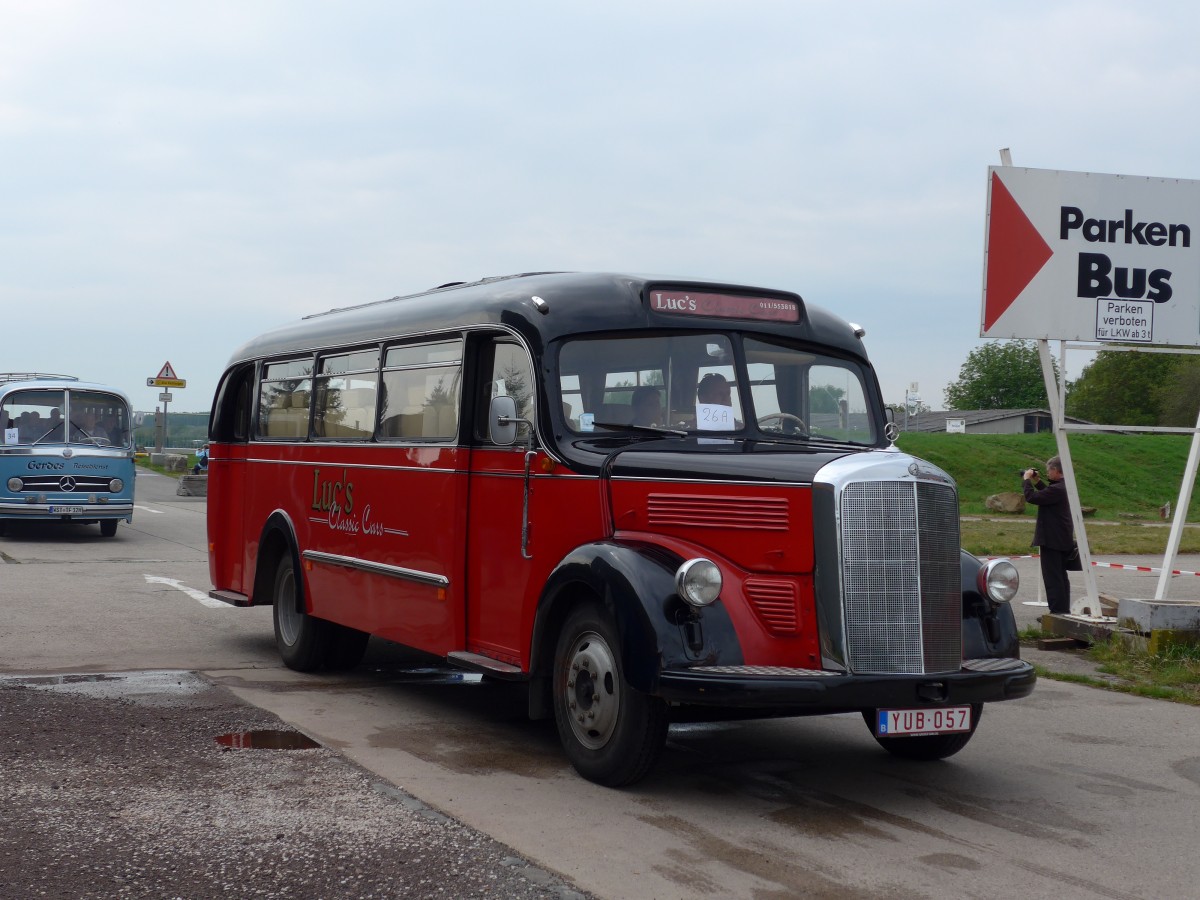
(981, 166, 1200, 346)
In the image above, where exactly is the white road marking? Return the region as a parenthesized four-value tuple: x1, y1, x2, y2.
(143, 575, 225, 608)
(133, 505, 164, 514)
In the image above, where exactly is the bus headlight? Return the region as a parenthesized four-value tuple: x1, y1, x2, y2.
(675, 558, 722, 607)
(109, 478, 124, 492)
(977, 558, 1019, 604)
(7, 477, 22, 492)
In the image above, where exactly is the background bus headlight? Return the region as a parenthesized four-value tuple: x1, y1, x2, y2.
(7, 477, 22, 492)
(109, 478, 124, 492)
(977, 558, 1019, 604)
(676, 558, 722, 607)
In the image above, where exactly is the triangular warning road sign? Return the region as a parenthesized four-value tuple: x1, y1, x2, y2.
(156, 361, 178, 380)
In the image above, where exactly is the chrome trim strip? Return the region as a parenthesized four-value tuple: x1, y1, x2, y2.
(0, 503, 134, 514)
(611, 475, 814, 488)
(301, 549, 449, 587)
(961, 657, 1027, 673)
(683, 665, 840, 677)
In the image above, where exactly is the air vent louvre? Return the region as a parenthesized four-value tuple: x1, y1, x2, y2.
(647, 494, 788, 531)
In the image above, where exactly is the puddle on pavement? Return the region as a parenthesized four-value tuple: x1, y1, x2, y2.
(368, 666, 483, 685)
(216, 729, 321, 750)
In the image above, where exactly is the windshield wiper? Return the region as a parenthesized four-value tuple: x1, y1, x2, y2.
(590, 421, 689, 437)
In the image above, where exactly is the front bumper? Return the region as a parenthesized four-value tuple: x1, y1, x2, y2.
(0, 501, 134, 522)
(656, 657, 1035, 710)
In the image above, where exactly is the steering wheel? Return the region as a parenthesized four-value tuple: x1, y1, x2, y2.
(757, 412, 808, 435)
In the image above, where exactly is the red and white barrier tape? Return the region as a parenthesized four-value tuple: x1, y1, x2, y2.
(988, 554, 1200, 577)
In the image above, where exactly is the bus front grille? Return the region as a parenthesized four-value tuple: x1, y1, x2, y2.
(839, 480, 961, 674)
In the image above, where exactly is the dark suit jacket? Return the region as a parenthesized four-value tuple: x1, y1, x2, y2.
(1022, 477, 1074, 551)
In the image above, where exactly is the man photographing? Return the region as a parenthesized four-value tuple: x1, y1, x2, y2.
(1022, 456, 1075, 615)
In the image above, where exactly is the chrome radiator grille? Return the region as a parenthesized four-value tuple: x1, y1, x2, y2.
(840, 480, 961, 674)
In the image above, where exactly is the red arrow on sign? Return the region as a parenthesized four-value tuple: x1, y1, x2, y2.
(983, 172, 1054, 330)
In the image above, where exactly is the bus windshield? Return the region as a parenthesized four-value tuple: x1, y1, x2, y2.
(557, 332, 877, 444)
(1, 388, 132, 448)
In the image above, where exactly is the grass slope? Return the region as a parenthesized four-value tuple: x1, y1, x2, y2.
(895, 432, 1198, 521)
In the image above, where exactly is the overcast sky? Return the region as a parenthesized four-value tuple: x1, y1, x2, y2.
(4, 1, 1199, 415)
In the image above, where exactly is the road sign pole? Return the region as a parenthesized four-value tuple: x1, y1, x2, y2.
(1155, 407, 1200, 600)
(1038, 339, 1099, 615)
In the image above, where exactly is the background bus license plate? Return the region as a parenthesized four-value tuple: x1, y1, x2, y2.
(49, 505, 86, 515)
(876, 706, 971, 736)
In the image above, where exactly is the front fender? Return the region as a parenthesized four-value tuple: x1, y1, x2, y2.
(531, 541, 742, 694)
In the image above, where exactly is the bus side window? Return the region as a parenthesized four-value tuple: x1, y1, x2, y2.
(256, 358, 314, 440)
(477, 340, 535, 443)
(212, 365, 254, 443)
(379, 339, 463, 442)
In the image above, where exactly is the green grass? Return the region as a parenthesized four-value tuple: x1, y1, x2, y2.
(895, 432, 1198, 521)
(135, 454, 200, 478)
(1020, 623, 1200, 704)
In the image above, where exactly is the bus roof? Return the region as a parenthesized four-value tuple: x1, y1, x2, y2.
(0, 373, 79, 385)
(0, 377, 132, 404)
(225, 271, 870, 366)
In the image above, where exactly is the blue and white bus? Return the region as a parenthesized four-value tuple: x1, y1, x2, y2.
(0, 374, 135, 537)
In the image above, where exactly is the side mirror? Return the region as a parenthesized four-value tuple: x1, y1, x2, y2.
(489, 395, 519, 446)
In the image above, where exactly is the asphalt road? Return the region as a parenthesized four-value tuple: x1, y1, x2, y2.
(4, 471, 1200, 898)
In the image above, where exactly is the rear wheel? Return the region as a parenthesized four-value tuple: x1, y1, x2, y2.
(272, 554, 331, 672)
(552, 604, 668, 786)
(100, 520, 118, 537)
(863, 704, 982, 761)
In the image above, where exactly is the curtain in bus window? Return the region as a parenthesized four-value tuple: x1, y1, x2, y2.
(2, 389, 66, 445)
(313, 349, 379, 440)
(380, 339, 462, 440)
(257, 358, 314, 439)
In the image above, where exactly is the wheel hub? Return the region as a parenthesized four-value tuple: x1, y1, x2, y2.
(564, 632, 619, 749)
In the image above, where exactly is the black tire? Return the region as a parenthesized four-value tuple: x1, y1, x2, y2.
(271, 554, 332, 672)
(100, 519, 118, 537)
(863, 704, 982, 761)
(323, 624, 370, 671)
(552, 603, 668, 787)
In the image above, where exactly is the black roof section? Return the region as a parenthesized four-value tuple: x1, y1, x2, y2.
(224, 272, 870, 367)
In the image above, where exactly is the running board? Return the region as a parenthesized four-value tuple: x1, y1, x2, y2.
(209, 589, 251, 607)
(446, 651, 526, 680)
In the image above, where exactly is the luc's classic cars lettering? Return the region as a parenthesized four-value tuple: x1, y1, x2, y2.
(310, 468, 384, 536)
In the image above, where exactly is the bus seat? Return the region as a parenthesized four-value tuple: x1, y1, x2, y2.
(421, 404, 456, 438)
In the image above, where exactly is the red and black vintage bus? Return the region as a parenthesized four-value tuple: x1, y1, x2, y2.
(206, 272, 1034, 785)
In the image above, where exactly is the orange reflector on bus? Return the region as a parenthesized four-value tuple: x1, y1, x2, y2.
(539, 457, 555, 474)
(437, 588, 447, 602)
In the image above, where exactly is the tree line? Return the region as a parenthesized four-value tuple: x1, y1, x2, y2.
(943, 339, 1200, 426)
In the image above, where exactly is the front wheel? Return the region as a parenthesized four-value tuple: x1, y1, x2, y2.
(100, 519, 118, 537)
(862, 704, 982, 761)
(553, 604, 668, 786)
(272, 554, 331, 672)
